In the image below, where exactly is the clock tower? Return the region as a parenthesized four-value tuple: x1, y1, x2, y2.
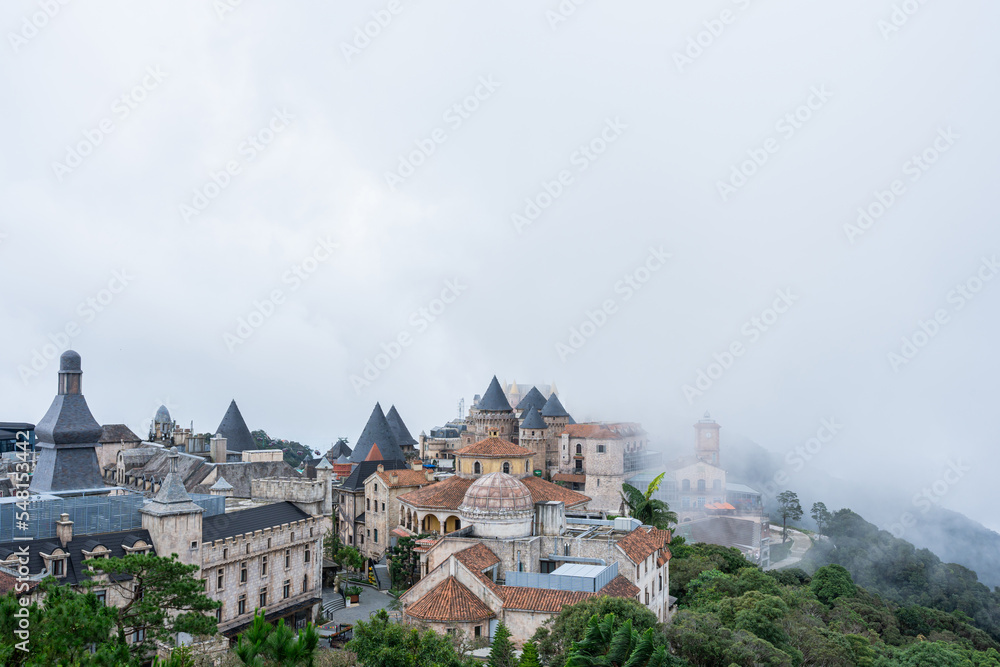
(694, 412, 721, 466)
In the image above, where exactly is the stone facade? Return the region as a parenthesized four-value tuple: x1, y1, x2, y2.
(251, 474, 332, 517)
(554, 423, 649, 514)
(360, 466, 436, 560)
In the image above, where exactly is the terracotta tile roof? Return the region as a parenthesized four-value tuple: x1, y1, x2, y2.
(455, 437, 534, 458)
(598, 575, 640, 598)
(364, 443, 384, 462)
(454, 544, 501, 574)
(405, 576, 495, 622)
(374, 468, 433, 488)
(398, 476, 473, 510)
(391, 526, 413, 538)
(501, 586, 592, 612)
(414, 538, 439, 553)
(521, 476, 590, 508)
(617, 527, 671, 564)
(561, 424, 620, 439)
(0, 570, 38, 596)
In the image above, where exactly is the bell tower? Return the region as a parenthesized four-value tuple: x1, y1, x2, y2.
(694, 412, 721, 466)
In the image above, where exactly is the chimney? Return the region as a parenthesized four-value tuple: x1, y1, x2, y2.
(56, 513, 73, 547)
(377, 464, 384, 473)
(425, 470, 434, 482)
(411, 460, 422, 471)
(390, 472, 399, 485)
(210, 434, 227, 463)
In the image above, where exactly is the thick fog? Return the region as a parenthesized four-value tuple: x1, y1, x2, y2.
(2, 2, 998, 536)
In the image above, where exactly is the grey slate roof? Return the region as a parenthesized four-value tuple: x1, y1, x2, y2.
(326, 438, 352, 460)
(386, 406, 418, 446)
(339, 459, 408, 492)
(140, 448, 205, 516)
(0, 529, 154, 586)
(154, 405, 171, 423)
(30, 351, 106, 493)
(541, 393, 570, 418)
(210, 476, 233, 490)
(515, 386, 548, 413)
(520, 406, 547, 430)
(349, 403, 405, 463)
(478, 376, 513, 412)
(215, 400, 256, 453)
(99, 424, 142, 445)
(201, 501, 312, 543)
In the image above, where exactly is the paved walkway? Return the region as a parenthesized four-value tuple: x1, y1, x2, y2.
(319, 585, 395, 631)
(766, 526, 812, 570)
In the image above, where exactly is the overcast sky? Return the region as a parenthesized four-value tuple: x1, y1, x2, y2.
(3, 2, 998, 532)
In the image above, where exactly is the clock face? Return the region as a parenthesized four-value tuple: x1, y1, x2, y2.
(704, 432, 712, 438)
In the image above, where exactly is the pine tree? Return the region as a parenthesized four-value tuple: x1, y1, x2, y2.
(489, 623, 517, 667)
(519, 640, 541, 667)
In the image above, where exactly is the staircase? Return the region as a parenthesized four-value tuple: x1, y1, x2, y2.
(324, 595, 345, 617)
(373, 563, 390, 590)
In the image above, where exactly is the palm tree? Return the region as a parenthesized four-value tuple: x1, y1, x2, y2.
(620, 472, 677, 530)
(565, 614, 673, 667)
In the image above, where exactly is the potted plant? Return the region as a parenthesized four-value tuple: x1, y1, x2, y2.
(345, 586, 362, 604)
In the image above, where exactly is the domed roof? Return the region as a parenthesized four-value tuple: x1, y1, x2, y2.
(459, 472, 533, 516)
(154, 405, 171, 424)
(60, 350, 82, 372)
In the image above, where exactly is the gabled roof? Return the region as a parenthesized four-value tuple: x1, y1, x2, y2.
(598, 575, 640, 598)
(520, 476, 590, 508)
(0, 529, 155, 586)
(562, 424, 620, 439)
(216, 400, 256, 453)
(617, 527, 671, 564)
(99, 424, 141, 445)
(398, 476, 472, 510)
(386, 406, 417, 446)
(501, 587, 591, 612)
(201, 501, 311, 543)
(350, 404, 405, 464)
(520, 406, 546, 430)
(454, 437, 533, 459)
(326, 439, 352, 460)
(339, 459, 409, 492)
(541, 393, 570, 418)
(454, 544, 500, 573)
(371, 469, 433, 489)
(515, 386, 548, 413)
(406, 576, 495, 622)
(478, 376, 512, 412)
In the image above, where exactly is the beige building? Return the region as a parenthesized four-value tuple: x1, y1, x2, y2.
(360, 465, 436, 560)
(552, 423, 651, 514)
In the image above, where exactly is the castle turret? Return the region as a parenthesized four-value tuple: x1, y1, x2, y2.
(472, 376, 518, 442)
(518, 406, 547, 475)
(695, 412, 721, 466)
(30, 351, 106, 494)
(140, 447, 204, 566)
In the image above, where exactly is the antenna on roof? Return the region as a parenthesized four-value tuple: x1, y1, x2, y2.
(458, 398, 465, 419)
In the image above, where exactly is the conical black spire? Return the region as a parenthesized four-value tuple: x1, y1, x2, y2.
(350, 403, 405, 463)
(515, 386, 547, 413)
(541, 393, 570, 418)
(215, 400, 256, 452)
(30, 351, 106, 493)
(478, 376, 512, 412)
(386, 405, 417, 446)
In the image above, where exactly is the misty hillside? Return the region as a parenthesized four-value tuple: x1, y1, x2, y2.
(721, 436, 1000, 589)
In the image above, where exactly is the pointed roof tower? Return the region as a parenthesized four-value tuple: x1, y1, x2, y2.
(478, 376, 513, 412)
(215, 400, 256, 453)
(515, 386, 547, 413)
(386, 406, 417, 447)
(326, 438, 352, 461)
(141, 448, 205, 516)
(520, 406, 547, 430)
(350, 403, 404, 463)
(541, 393, 570, 418)
(30, 351, 106, 493)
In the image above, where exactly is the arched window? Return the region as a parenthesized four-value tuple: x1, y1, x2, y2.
(575, 443, 582, 454)
(474, 461, 481, 475)
(503, 461, 510, 474)
(525, 460, 530, 472)
(682, 479, 691, 492)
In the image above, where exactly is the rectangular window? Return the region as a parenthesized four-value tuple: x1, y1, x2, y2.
(238, 595, 247, 615)
(216, 606, 223, 623)
(305, 548, 311, 563)
(597, 445, 605, 453)
(381, 503, 385, 511)
(223, 547, 228, 559)
(262, 555, 268, 576)
(240, 562, 247, 584)
(267, 537, 272, 548)
(285, 549, 291, 569)
(303, 575, 308, 592)
(217, 568, 224, 590)
(283, 580, 291, 599)
(133, 628, 145, 643)
(52, 559, 65, 576)
(191, 540, 198, 550)
(95, 590, 106, 605)
(474, 626, 481, 637)
(260, 588, 267, 608)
